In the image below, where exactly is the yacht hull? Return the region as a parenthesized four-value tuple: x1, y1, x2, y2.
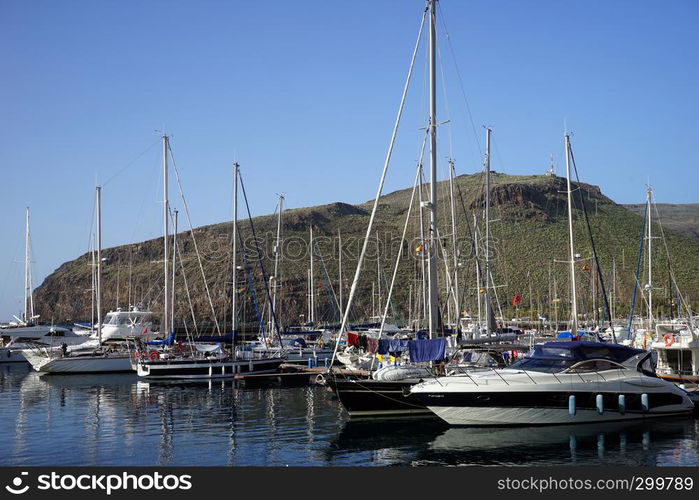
(413, 387, 694, 426)
(331, 378, 432, 417)
(135, 357, 284, 379)
(426, 404, 692, 426)
(24, 352, 133, 373)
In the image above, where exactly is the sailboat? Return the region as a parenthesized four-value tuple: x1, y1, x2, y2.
(23, 188, 135, 373)
(624, 187, 699, 385)
(132, 156, 284, 379)
(0, 208, 87, 363)
(327, 1, 508, 416)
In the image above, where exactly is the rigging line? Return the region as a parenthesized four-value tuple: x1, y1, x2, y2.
(436, 39, 454, 158)
(380, 159, 423, 337)
(167, 141, 221, 335)
(314, 239, 340, 322)
(628, 201, 648, 338)
(328, 6, 428, 371)
(175, 227, 199, 337)
(102, 138, 161, 187)
(239, 236, 267, 345)
(436, 0, 482, 159)
(568, 143, 614, 341)
(652, 201, 695, 331)
(237, 169, 284, 346)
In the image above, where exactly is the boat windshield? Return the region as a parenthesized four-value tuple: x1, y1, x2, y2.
(508, 357, 574, 373)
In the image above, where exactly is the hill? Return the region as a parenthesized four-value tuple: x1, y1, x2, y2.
(623, 203, 699, 240)
(33, 173, 699, 331)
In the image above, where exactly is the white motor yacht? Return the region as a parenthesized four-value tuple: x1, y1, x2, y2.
(94, 307, 157, 341)
(410, 341, 695, 426)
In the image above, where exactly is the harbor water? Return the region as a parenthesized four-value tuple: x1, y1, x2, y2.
(1, 364, 697, 467)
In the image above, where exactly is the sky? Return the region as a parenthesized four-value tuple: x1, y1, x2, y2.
(0, 0, 697, 320)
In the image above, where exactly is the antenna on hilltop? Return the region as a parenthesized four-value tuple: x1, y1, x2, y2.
(547, 153, 556, 177)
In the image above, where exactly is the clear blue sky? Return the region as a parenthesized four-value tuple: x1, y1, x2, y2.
(1, 0, 697, 320)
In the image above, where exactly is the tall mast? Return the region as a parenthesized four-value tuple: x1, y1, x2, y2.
(564, 133, 579, 335)
(449, 159, 460, 331)
(23, 207, 33, 323)
(91, 234, 96, 335)
(474, 213, 482, 333)
(484, 127, 492, 335)
(376, 231, 382, 317)
(426, 0, 439, 338)
(162, 134, 170, 336)
(418, 164, 427, 325)
(96, 186, 103, 344)
(232, 163, 239, 356)
(338, 228, 343, 317)
(646, 186, 653, 328)
(309, 224, 315, 324)
(271, 194, 284, 334)
(170, 209, 178, 335)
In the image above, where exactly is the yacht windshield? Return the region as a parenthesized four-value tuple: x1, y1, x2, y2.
(508, 357, 574, 373)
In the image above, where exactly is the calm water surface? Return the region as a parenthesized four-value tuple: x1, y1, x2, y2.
(1, 364, 697, 466)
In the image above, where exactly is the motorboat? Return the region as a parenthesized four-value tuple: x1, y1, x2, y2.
(94, 307, 157, 341)
(410, 341, 695, 426)
(0, 325, 89, 363)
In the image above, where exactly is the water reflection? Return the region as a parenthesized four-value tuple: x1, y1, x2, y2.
(0, 365, 696, 466)
(331, 417, 698, 466)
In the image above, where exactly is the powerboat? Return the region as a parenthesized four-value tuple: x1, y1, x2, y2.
(94, 307, 157, 341)
(410, 341, 695, 426)
(0, 325, 89, 363)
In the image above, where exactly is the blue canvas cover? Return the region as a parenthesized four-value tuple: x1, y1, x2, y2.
(408, 337, 447, 362)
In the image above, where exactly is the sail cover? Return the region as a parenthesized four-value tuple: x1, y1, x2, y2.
(408, 337, 446, 362)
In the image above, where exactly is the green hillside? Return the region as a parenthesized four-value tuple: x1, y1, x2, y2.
(33, 173, 699, 332)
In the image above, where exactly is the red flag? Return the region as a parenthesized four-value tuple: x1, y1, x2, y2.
(512, 295, 522, 307)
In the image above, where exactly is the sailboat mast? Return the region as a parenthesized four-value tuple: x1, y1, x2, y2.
(91, 234, 96, 335)
(427, 0, 439, 338)
(338, 228, 343, 317)
(271, 194, 284, 334)
(564, 134, 579, 335)
(449, 159, 460, 331)
(96, 186, 103, 344)
(23, 207, 33, 323)
(376, 231, 382, 316)
(232, 163, 239, 357)
(484, 127, 492, 336)
(171, 209, 178, 335)
(309, 224, 315, 324)
(418, 164, 427, 325)
(162, 134, 170, 336)
(646, 186, 653, 329)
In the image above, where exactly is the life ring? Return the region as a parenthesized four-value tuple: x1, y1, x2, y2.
(663, 334, 675, 347)
(149, 351, 160, 361)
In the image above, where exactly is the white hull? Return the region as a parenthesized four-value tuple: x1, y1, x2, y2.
(24, 352, 133, 373)
(428, 405, 691, 426)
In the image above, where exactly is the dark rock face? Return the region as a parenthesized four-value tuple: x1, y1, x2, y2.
(33, 173, 699, 327)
